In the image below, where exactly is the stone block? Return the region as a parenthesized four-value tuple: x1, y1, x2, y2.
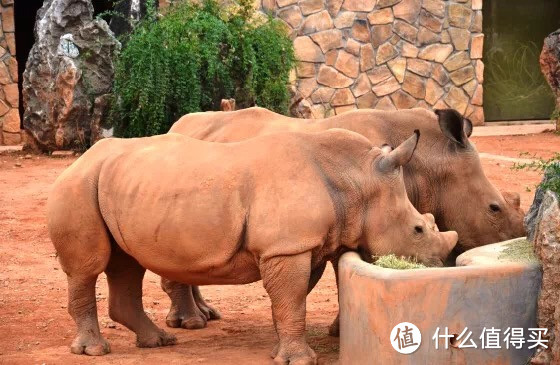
(390, 89, 417, 109)
(342, 0, 377, 12)
(471, 34, 484, 59)
(367, 65, 392, 84)
(418, 44, 453, 63)
(443, 51, 471, 71)
(351, 74, 372, 97)
(331, 88, 355, 106)
(371, 75, 400, 96)
(301, 10, 333, 34)
(393, 0, 421, 24)
(394, 20, 418, 43)
(367, 8, 393, 25)
(448, 4, 472, 29)
(360, 43, 375, 71)
(388, 57, 406, 83)
(448, 27, 470, 51)
(310, 29, 343, 53)
(335, 50, 360, 78)
(402, 72, 426, 99)
(450, 65, 475, 86)
(317, 65, 354, 88)
(351, 19, 370, 43)
(376, 42, 398, 65)
(371, 24, 392, 47)
(294, 36, 325, 62)
(444, 86, 469, 114)
(407, 58, 432, 77)
(334, 11, 356, 28)
(356, 91, 379, 109)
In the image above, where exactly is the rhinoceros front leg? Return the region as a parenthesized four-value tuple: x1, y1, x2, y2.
(105, 245, 176, 348)
(261, 252, 317, 365)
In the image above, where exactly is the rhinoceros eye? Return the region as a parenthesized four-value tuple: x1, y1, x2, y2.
(489, 203, 501, 213)
(414, 226, 423, 234)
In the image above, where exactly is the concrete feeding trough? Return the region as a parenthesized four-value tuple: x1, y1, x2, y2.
(338, 238, 542, 364)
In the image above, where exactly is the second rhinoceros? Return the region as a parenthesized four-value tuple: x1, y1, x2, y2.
(48, 129, 457, 364)
(164, 107, 527, 334)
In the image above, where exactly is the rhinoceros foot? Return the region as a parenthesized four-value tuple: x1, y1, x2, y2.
(193, 286, 221, 321)
(271, 338, 317, 365)
(70, 334, 111, 356)
(136, 329, 177, 348)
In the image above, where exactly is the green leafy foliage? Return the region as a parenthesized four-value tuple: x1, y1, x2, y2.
(110, 0, 295, 137)
(514, 152, 560, 196)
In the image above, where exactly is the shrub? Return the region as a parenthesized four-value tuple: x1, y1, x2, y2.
(514, 153, 560, 196)
(110, 0, 295, 137)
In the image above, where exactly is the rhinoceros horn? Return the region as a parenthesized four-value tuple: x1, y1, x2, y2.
(377, 130, 420, 172)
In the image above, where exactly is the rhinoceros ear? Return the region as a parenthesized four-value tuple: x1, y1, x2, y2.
(435, 109, 469, 147)
(377, 130, 420, 172)
(463, 117, 473, 138)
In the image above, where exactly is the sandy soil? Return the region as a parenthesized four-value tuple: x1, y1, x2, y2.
(0, 132, 556, 364)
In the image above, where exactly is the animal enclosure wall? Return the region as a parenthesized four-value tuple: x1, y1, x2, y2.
(0, 0, 20, 146)
(262, 0, 485, 124)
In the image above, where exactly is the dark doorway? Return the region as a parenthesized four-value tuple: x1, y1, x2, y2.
(14, 0, 43, 127)
(14, 1, 114, 127)
(483, 0, 560, 121)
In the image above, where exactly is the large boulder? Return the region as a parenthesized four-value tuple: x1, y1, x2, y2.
(540, 29, 560, 130)
(531, 190, 560, 364)
(22, 0, 120, 151)
(525, 164, 560, 241)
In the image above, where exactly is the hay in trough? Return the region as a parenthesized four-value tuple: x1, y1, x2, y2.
(373, 254, 427, 270)
(498, 238, 538, 263)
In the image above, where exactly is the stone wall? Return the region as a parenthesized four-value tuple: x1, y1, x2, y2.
(265, 0, 485, 124)
(0, 0, 20, 145)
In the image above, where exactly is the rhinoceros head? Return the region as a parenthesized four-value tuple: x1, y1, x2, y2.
(361, 131, 459, 266)
(430, 109, 526, 252)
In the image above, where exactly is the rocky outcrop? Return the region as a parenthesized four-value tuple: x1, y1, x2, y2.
(540, 29, 560, 130)
(22, 0, 120, 151)
(531, 190, 560, 364)
(526, 164, 560, 241)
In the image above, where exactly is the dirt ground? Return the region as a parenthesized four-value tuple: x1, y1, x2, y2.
(0, 131, 557, 364)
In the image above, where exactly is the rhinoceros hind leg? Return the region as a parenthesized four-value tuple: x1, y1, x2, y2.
(106, 245, 177, 348)
(193, 286, 221, 320)
(161, 279, 208, 329)
(67, 275, 111, 356)
(327, 313, 340, 337)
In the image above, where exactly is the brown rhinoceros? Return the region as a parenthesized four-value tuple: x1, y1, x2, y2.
(165, 107, 526, 335)
(48, 129, 457, 364)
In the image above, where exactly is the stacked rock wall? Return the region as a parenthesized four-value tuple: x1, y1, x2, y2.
(0, 0, 20, 145)
(265, 0, 485, 124)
